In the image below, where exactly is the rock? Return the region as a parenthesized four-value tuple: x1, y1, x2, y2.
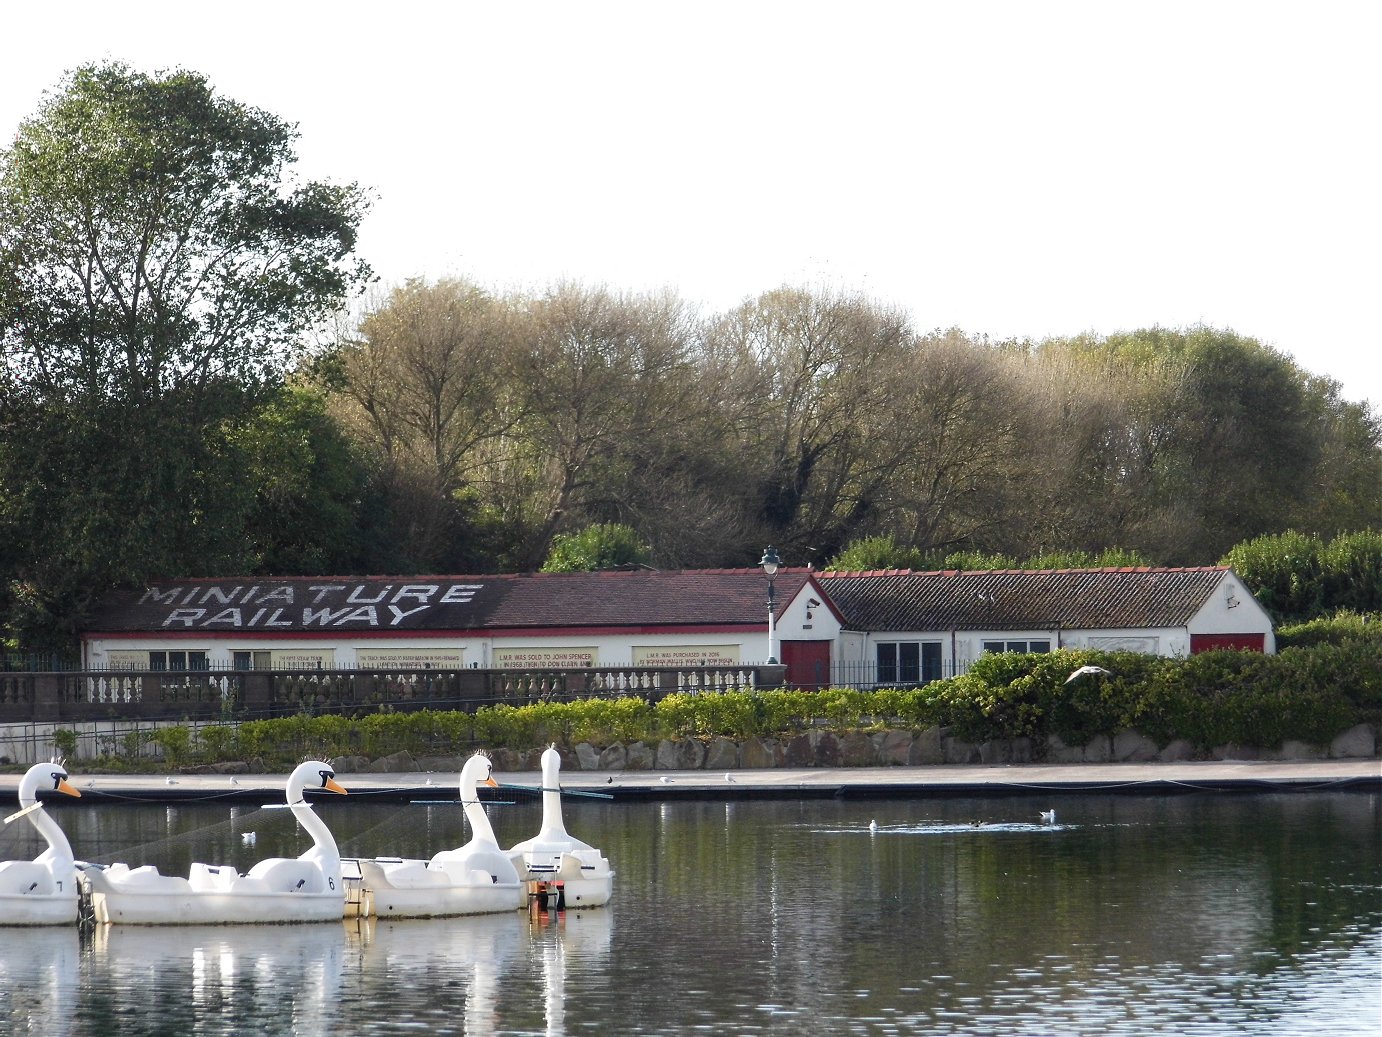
(1212, 744, 1261, 761)
(784, 733, 815, 767)
(1112, 731, 1159, 763)
(365, 750, 420, 773)
(839, 731, 874, 766)
(704, 736, 739, 770)
(1330, 723, 1377, 759)
(328, 755, 370, 773)
(598, 743, 628, 770)
(740, 737, 782, 768)
(877, 730, 913, 766)
(1269, 740, 1323, 761)
(574, 742, 601, 771)
(1157, 739, 1195, 762)
(1043, 735, 1084, 765)
(415, 755, 464, 772)
(910, 727, 945, 765)
(814, 732, 843, 767)
(942, 735, 980, 765)
(209, 760, 250, 774)
(655, 738, 705, 770)
(624, 741, 655, 770)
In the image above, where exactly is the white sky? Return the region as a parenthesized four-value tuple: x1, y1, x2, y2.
(4, 1, 1379, 405)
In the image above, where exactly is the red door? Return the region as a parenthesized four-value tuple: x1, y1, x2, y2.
(780, 640, 832, 690)
(1190, 633, 1265, 653)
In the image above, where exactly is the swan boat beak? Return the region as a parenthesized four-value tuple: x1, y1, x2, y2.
(325, 777, 348, 795)
(57, 778, 81, 798)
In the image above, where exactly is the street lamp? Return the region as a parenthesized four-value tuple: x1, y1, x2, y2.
(759, 545, 781, 665)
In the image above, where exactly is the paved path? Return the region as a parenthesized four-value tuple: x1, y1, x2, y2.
(5, 757, 1377, 804)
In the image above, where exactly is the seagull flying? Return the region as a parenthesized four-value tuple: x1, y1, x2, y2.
(241, 831, 257, 846)
(1065, 665, 1112, 683)
(1040, 809, 1057, 825)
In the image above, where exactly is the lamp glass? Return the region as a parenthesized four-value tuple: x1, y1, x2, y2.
(759, 546, 781, 576)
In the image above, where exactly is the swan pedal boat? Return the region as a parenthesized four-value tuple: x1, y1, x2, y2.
(78, 760, 348, 925)
(507, 746, 614, 908)
(346, 753, 523, 918)
(0, 761, 81, 926)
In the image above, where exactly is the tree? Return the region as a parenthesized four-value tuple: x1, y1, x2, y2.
(0, 62, 371, 643)
(540, 523, 652, 572)
(326, 279, 517, 569)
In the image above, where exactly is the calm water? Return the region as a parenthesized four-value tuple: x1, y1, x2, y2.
(1, 789, 1378, 1036)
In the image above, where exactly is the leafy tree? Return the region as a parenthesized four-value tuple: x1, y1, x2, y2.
(0, 62, 370, 643)
(325, 278, 517, 569)
(826, 536, 929, 571)
(540, 523, 651, 572)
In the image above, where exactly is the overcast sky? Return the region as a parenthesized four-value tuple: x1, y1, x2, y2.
(4, 1, 1378, 404)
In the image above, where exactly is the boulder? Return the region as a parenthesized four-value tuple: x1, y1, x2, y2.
(574, 742, 601, 771)
(365, 750, 420, 773)
(877, 730, 913, 766)
(784, 732, 815, 767)
(910, 727, 945, 765)
(704, 736, 739, 771)
(1330, 723, 1377, 759)
(740, 737, 782, 768)
(598, 743, 628, 770)
(624, 741, 655, 770)
(814, 732, 843, 767)
(1112, 731, 1159, 763)
(328, 755, 371, 773)
(1156, 739, 1195, 762)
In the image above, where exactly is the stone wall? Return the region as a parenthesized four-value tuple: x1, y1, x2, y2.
(323, 722, 1380, 774)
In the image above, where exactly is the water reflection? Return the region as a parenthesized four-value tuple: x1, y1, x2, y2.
(1, 792, 1375, 1035)
(344, 908, 612, 1036)
(84, 922, 344, 1035)
(0, 927, 79, 1037)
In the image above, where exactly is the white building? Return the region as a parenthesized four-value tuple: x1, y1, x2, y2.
(79, 566, 1274, 688)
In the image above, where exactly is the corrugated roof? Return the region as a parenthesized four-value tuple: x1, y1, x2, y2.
(816, 567, 1231, 631)
(82, 570, 817, 634)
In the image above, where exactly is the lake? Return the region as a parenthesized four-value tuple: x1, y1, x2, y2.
(1, 789, 1378, 1035)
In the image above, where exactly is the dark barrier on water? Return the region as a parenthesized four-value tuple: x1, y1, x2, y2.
(0, 664, 788, 724)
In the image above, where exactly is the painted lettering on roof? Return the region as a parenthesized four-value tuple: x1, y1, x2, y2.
(149, 583, 484, 629)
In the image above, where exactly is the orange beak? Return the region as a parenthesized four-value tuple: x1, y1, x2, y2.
(57, 779, 81, 799)
(485, 776, 499, 788)
(324, 777, 348, 795)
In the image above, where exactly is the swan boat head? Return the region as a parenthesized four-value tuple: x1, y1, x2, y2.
(0, 761, 81, 923)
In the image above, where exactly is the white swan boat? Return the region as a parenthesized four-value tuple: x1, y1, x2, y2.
(507, 746, 614, 908)
(78, 760, 348, 925)
(349, 753, 524, 918)
(0, 761, 82, 926)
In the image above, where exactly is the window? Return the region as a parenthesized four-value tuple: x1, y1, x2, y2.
(876, 641, 942, 685)
(148, 650, 208, 671)
(232, 651, 273, 670)
(981, 640, 1051, 655)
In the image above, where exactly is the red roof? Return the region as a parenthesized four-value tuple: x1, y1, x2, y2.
(816, 567, 1236, 631)
(81, 569, 820, 635)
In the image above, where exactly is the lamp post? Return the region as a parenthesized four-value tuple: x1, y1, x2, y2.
(759, 545, 781, 665)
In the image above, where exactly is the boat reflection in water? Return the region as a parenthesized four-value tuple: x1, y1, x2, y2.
(86, 922, 345, 1034)
(0, 926, 79, 1036)
(528, 907, 614, 1037)
(348, 907, 613, 1036)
